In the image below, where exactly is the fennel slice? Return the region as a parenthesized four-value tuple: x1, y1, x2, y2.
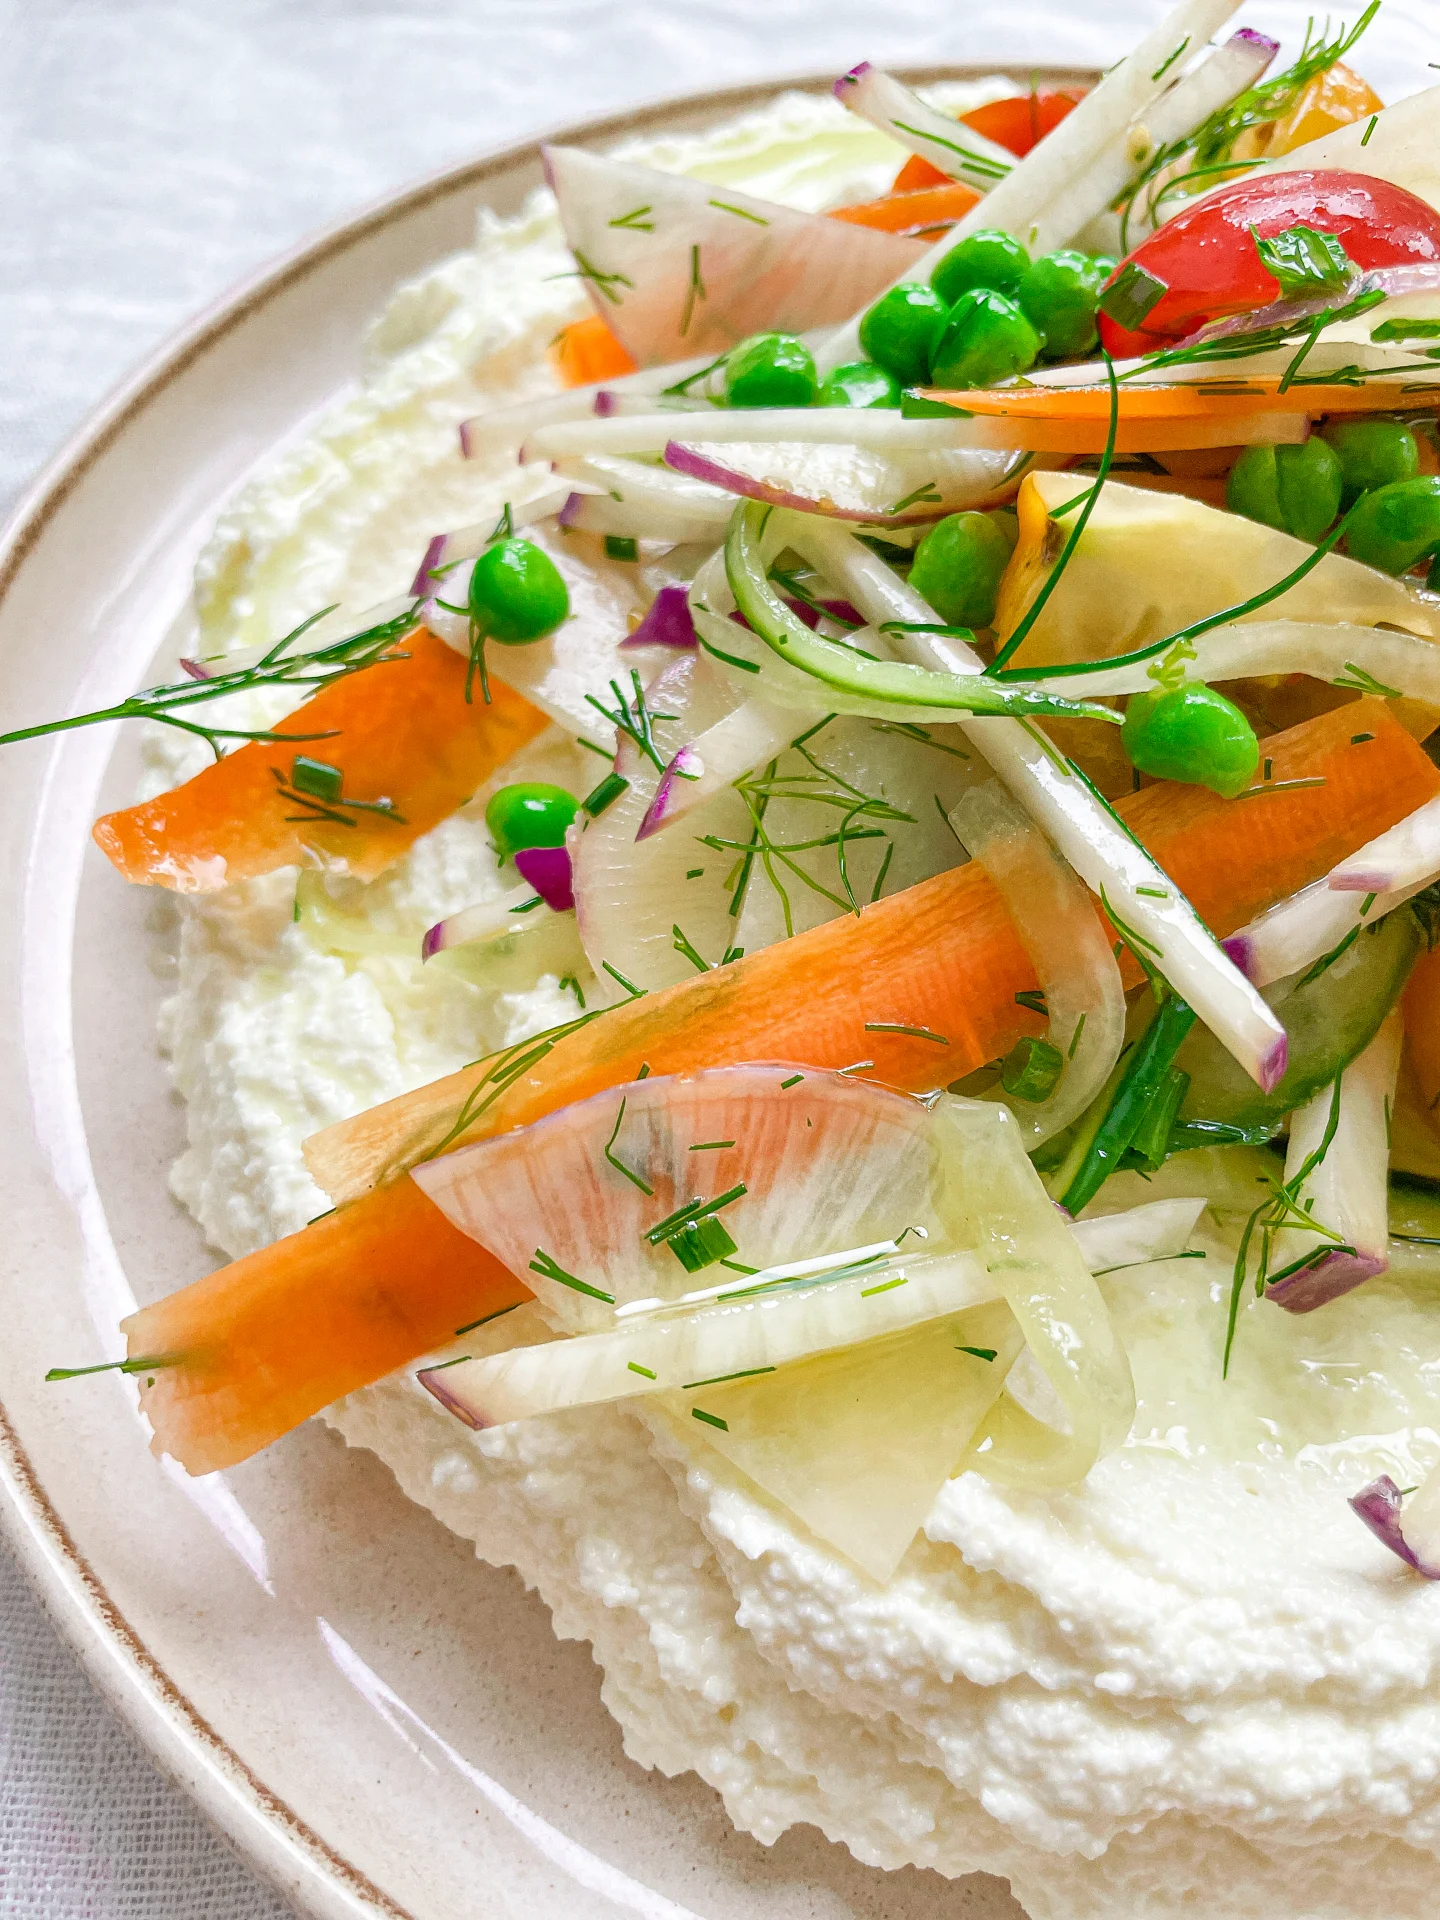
(419, 1246, 997, 1429)
(664, 1300, 1022, 1585)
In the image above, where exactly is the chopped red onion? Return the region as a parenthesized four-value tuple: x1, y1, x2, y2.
(1349, 1475, 1440, 1577)
(417, 1366, 488, 1430)
(513, 844, 575, 914)
(409, 534, 449, 598)
(1266, 1249, 1386, 1314)
(621, 583, 697, 651)
(637, 743, 705, 840)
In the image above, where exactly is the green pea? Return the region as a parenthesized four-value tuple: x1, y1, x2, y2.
(1016, 250, 1103, 359)
(485, 782, 580, 862)
(817, 360, 902, 409)
(723, 331, 818, 409)
(1321, 418, 1420, 505)
(1344, 475, 1440, 574)
(1225, 438, 1342, 545)
(468, 538, 570, 644)
(1121, 683, 1259, 800)
(931, 229, 1031, 307)
(857, 283, 949, 386)
(908, 510, 1015, 627)
(929, 288, 1041, 389)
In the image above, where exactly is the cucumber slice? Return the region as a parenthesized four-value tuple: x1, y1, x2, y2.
(1175, 906, 1420, 1137)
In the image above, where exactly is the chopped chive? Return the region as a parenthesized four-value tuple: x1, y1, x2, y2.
(558, 974, 586, 1009)
(637, 1062, 651, 1079)
(1263, 757, 1273, 781)
(1135, 886, 1168, 899)
(1150, 35, 1188, 79)
(1361, 113, 1377, 145)
(864, 1022, 949, 1044)
(627, 1361, 658, 1379)
(644, 1183, 748, 1245)
(686, 867, 705, 879)
(1000, 1034, 1064, 1102)
(859, 1275, 908, 1298)
(691, 1407, 729, 1431)
(1360, 892, 1377, 915)
(718, 1258, 760, 1273)
(423, 1353, 473, 1372)
(956, 1345, 998, 1362)
(290, 755, 345, 802)
(529, 1247, 615, 1305)
(1351, 732, 1374, 744)
(509, 895, 544, 913)
(780, 1073, 804, 1089)
(836, 1060, 874, 1075)
(681, 1366, 775, 1389)
(454, 1302, 521, 1335)
(604, 535, 639, 562)
(1014, 988, 1048, 1016)
(604, 1095, 654, 1195)
(583, 771, 629, 817)
(607, 204, 654, 230)
(689, 1140, 736, 1151)
(680, 242, 706, 335)
(667, 1213, 739, 1272)
(1099, 262, 1168, 332)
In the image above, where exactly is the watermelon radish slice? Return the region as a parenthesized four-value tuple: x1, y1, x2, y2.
(543, 144, 924, 367)
(664, 435, 1030, 525)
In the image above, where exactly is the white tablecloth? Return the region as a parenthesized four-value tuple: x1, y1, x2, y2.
(0, 2, 1429, 1912)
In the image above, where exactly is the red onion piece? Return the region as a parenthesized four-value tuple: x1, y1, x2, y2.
(728, 597, 863, 636)
(637, 743, 705, 841)
(621, 582, 698, 650)
(418, 1367, 488, 1430)
(1265, 1248, 1386, 1314)
(178, 658, 212, 682)
(1349, 1475, 1440, 1577)
(410, 534, 449, 598)
(513, 844, 575, 914)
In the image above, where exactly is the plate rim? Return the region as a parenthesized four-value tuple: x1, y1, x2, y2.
(0, 60, 1096, 1920)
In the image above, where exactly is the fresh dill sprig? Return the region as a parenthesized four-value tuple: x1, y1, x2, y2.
(0, 603, 422, 761)
(585, 669, 677, 772)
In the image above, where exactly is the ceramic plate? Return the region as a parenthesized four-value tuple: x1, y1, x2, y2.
(0, 70, 1086, 1920)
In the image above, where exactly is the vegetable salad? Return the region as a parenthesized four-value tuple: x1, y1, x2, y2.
(29, 0, 1440, 1584)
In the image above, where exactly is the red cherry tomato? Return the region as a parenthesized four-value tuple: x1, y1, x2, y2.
(1097, 169, 1440, 355)
(962, 88, 1085, 159)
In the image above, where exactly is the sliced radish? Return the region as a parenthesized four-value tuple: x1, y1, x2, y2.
(543, 144, 924, 368)
(665, 436, 1027, 525)
(1351, 1467, 1440, 1579)
(833, 65, 1014, 193)
(570, 648, 756, 995)
(1266, 1010, 1401, 1313)
(420, 891, 586, 993)
(411, 1065, 951, 1332)
(1226, 878, 1428, 990)
(1329, 794, 1440, 896)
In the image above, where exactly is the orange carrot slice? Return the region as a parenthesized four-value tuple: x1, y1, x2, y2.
(892, 153, 950, 192)
(912, 381, 1440, 455)
(126, 1178, 529, 1475)
(123, 701, 1438, 1475)
(890, 90, 1084, 186)
(93, 628, 547, 891)
(830, 180, 981, 237)
(549, 313, 638, 389)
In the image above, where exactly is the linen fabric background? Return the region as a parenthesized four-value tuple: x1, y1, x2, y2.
(0, 1, 1430, 1913)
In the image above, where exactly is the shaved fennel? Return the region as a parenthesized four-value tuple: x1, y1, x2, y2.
(953, 781, 1126, 1148)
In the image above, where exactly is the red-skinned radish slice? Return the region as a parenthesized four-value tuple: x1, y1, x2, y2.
(1351, 1470, 1440, 1579)
(833, 66, 1014, 195)
(1329, 795, 1440, 897)
(1223, 875, 1429, 990)
(542, 144, 924, 367)
(421, 892, 587, 993)
(954, 781, 1125, 1149)
(1266, 1010, 1402, 1313)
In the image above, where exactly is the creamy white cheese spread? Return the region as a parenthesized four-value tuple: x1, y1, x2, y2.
(155, 85, 1440, 1920)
